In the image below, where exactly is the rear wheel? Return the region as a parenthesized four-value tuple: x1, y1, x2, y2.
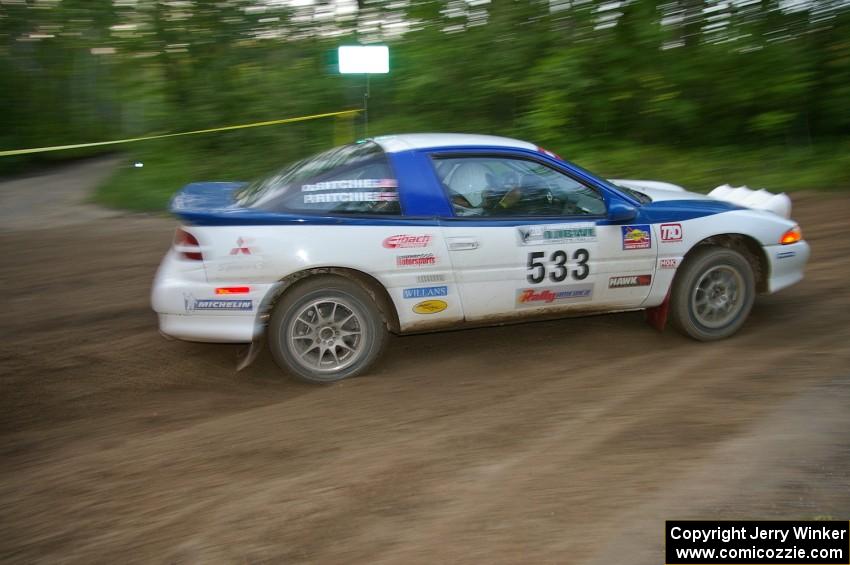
(669, 246, 755, 341)
(268, 276, 388, 383)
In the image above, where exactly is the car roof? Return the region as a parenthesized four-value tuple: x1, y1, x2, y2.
(371, 133, 538, 153)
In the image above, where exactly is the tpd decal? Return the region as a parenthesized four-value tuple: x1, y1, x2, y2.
(518, 223, 596, 245)
(516, 284, 593, 307)
(413, 300, 448, 314)
(622, 225, 652, 250)
(659, 258, 680, 269)
(660, 223, 683, 242)
(403, 286, 448, 299)
(383, 234, 432, 249)
(609, 274, 652, 288)
(184, 294, 252, 312)
(397, 253, 437, 267)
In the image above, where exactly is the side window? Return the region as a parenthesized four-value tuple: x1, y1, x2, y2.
(433, 156, 606, 217)
(240, 141, 401, 215)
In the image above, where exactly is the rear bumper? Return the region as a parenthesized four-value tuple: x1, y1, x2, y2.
(764, 241, 810, 293)
(152, 249, 274, 343)
(157, 312, 257, 343)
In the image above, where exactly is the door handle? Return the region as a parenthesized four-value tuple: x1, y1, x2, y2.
(448, 237, 479, 251)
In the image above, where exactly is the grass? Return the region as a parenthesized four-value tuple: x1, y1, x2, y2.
(92, 137, 850, 212)
(567, 141, 850, 194)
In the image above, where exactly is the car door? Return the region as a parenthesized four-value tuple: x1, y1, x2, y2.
(431, 151, 657, 322)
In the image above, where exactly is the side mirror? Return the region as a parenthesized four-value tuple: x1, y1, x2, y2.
(608, 201, 638, 222)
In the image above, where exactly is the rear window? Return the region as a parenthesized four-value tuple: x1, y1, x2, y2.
(236, 141, 400, 215)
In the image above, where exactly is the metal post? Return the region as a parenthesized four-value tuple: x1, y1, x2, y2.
(364, 73, 370, 137)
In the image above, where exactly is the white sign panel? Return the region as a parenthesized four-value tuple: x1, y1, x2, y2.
(338, 45, 389, 74)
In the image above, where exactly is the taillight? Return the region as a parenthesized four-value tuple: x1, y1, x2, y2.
(215, 287, 250, 295)
(173, 228, 203, 261)
(779, 226, 802, 245)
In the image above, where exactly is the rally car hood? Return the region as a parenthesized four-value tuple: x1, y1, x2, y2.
(610, 179, 707, 202)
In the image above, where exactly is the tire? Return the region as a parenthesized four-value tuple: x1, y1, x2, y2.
(669, 246, 756, 341)
(268, 276, 388, 384)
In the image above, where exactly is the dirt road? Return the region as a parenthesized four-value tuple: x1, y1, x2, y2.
(1, 162, 848, 563)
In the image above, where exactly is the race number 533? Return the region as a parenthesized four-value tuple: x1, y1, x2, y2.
(527, 249, 590, 284)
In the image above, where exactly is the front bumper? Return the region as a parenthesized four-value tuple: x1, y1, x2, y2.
(764, 240, 810, 294)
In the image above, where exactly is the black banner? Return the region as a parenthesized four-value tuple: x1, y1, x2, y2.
(666, 521, 850, 564)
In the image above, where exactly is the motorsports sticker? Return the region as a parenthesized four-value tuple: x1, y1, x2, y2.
(665, 520, 850, 564)
(516, 284, 593, 306)
(403, 285, 448, 299)
(622, 224, 652, 250)
(518, 223, 597, 245)
(396, 253, 437, 267)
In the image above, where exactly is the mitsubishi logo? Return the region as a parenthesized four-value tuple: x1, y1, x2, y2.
(230, 237, 251, 255)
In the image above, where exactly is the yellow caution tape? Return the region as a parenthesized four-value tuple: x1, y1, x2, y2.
(0, 109, 361, 157)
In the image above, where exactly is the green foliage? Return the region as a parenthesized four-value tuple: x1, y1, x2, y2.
(2, 0, 849, 204)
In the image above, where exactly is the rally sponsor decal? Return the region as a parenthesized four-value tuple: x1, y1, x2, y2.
(659, 258, 680, 269)
(621, 225, 652, 250)
(416, 273, 446, 283)
(301, 178, 397, 192)
(608, 274, 652, 288)
(518, 223, 597, 245)
(396, 253, 437, 267)
(304, 191, 398, 204)
(660, 223, 683, 242)
(403, 286, 448, 299)
(184, 293, 252, 312)
(413, 300, 448, 314)
(383, 234, 432, 249)
(516, 284, 593, 307)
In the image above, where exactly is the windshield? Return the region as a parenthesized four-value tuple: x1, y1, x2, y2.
(235, 141, 400, 215)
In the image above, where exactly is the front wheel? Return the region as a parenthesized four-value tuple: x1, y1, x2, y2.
(669, 246, 756, 341)
(268, 276, 388, 383)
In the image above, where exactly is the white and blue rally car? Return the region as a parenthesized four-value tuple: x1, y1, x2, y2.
(152, 134, 810, 383)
